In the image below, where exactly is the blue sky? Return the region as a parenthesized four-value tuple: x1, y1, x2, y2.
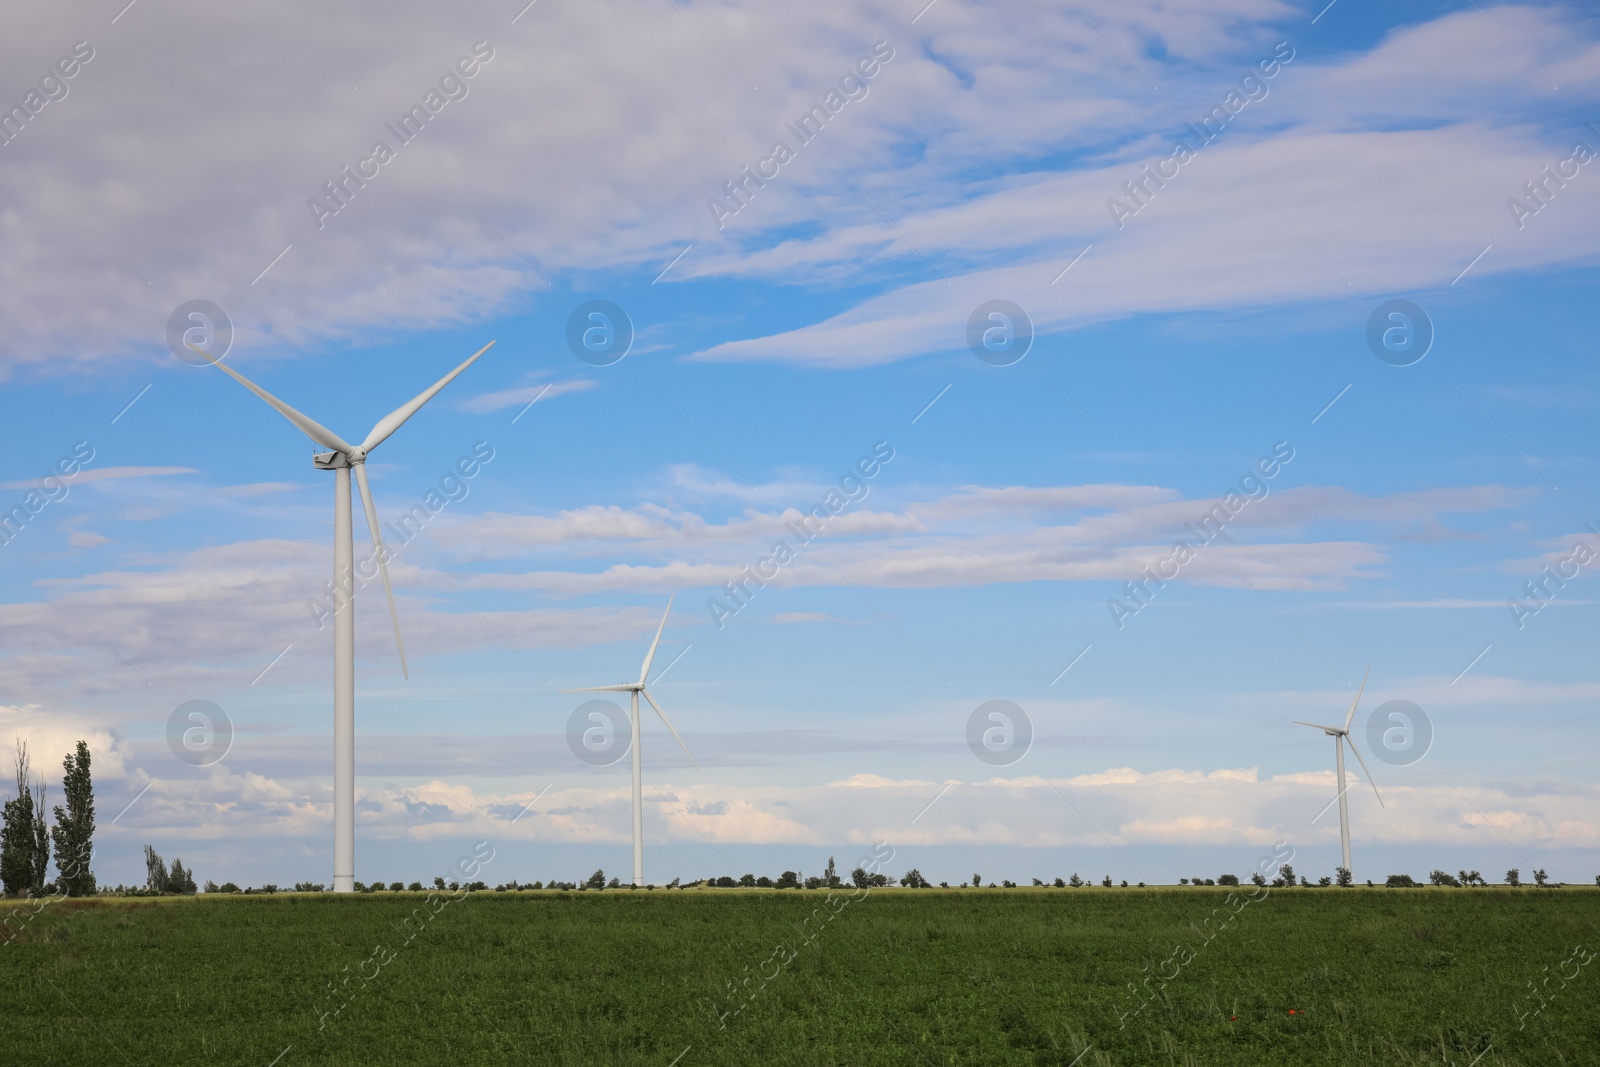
(0, 0, 1597, 889)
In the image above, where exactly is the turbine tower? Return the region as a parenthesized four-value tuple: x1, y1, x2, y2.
(1293, 666, 1384, 877)
(565, 596, 698, 886)
(194, 340, 494, 892)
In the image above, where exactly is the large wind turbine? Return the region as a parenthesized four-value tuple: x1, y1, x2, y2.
(1293, 666, 1384, 877)
(565, 597, 699, 886)
(193, 339, 494, 892)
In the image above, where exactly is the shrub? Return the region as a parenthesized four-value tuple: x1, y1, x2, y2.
(1505, 868, 1521, 887)
(738, 873, 756, 888)
(713, 876, 737, 888)
(1250, 872, 1267, 887)
(1069, 874, 1084, 888)
(1031, 878, 1044, 887)
(755, 876, 773, 888)
(1429, 870, 1461, 887)
(218, 881, 240, 893)
(1335, 866, 1352, 887)
(294, 881, 324, 892)
(902, 869, 930, 889)
(1120, 880, 1128, 887)
(408, 881, 423, 892)
(1533, 869, 1550, 887)
(1218, 874, 1240, 886)
(1179, 878, 1189, 886)
(775, 871, 799, 889)
(1279, 864, 1295, 886)
(1102, 876, 1113, 887)
(1053, 877, 1065, 888)
(1317, 876, 1332, 887)
(1385, 874, 1418, 887)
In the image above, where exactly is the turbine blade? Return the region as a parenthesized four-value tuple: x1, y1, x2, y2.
(1292, 721, 1343, 733)
(638, 594, 674, 684)
(191, 344, 355, 454)
(642, 687, 699, 771)
(360, 341, 495, 453)
(353, 463, 407, 678)
(563, 685, 637, 693)
(1344, 736, 1384, 808)
(1343, 664, 1371, 732)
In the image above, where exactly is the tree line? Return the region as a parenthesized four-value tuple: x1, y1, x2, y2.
(0, 739, 94, 897)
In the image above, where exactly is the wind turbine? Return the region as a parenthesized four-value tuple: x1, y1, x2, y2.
(565, 596, 698, 886)
(1293, 666, 1384, 877)
(193, 339, 494, 892)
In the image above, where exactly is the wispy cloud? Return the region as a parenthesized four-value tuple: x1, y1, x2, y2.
(457, 378, 597, 414)
(0, 466, 197, 491)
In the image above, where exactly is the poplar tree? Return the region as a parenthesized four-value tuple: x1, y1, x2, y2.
(52, 741, 96, 896)
(29, 777, 48, 894)
(145, 844, 168, 893)
(1, 741, 47, 896)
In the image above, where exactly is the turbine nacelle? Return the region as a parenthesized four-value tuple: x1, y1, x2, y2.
(313, 451, 352, 470)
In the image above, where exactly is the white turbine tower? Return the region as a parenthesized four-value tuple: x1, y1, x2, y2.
(1293, 666, 1385, 877)
(565, 596, 699, 886)
(194, 339, 494, 892)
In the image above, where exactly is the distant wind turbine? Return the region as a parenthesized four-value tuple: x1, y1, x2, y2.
(565, 596, 699, 886)
(1293, 666, 1384, 877)
(195, 339, 494, 892)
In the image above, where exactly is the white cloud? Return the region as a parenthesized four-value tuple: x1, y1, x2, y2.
(0, 2, 1593, 374)
(0, 704, 132, 783)
(0, 466, 197, 491)
(456, 377, 596, 414)
(109, 764, 1592, 854)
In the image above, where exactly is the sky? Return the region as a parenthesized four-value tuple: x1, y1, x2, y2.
(0, 0, 1597, 890)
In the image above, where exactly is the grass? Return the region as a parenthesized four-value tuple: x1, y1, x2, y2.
(2, 886, 1596, 1066)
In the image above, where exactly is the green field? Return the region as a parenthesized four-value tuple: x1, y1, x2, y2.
(2, 887, 1596, 1065)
